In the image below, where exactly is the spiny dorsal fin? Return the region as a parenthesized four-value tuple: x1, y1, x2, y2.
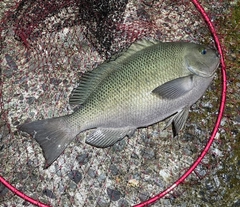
(69, 62, 115, 105)
(114, 39, 159, 63)
(69, 39, 160, 106)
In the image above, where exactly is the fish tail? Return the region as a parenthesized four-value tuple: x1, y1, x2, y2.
(18, 116, 78, 168)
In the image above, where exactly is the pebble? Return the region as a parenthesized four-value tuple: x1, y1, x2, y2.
(88, 168, 97, 178)
(195, 164, 207, 177)
(68, 170, 82, 184)
(136, 8, 150, 21)
(235, 115, 240, 123)
(97, 173, 107, 183)
(42, 188, 56, 199)
(131, 152, 139, 159)
(58, 182, 65, 193)
(153, 178, 164, 187)
(141, 148, 155, 159)
(22, 201, 31, 206)
(5, 54, 18, 70)
(54, 164, 62, 177)
(159, 169, 170, 182)
(96, 197, 110, 207)
(138, 192, 149, 202)
(17, 172, 28, 180)
(213, 175, 220, 188)
(109, 164, 119, 176)
(112, 139, 126, 152)
(233, 200, 240, 207)
(26, 97, 36, 105)
(50, 78, 62, 85)
(3, 69, 14, 78)
(107, 188, 121, 201)
(76, 153, 92, 165)
(142, 0, 155, 7)
(69, 181, 77, 190)
(0, 182, 9, 196)
(118, 198, 129, 207)
(140, 134, 149, 144)
(205, 180, 214, 191)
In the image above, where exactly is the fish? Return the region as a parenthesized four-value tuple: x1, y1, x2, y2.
(18, 40, 220, 167)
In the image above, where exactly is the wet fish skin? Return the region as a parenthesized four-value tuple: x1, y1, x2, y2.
(18, 40, 220, 167)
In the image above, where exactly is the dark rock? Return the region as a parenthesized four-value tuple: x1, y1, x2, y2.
(109, 164, 119, 176)
(235, 116, 240, 123)
(26, 97, 36, 105)
(112, 139, 126, 152)
(88, 168, 97, 178)
(96, 197, 110, 207)
(138, 192, 149, 202)
(68, 170, 82, 184)
(50, 78, 62, 85)
(131, 152, 139, 159)
(5, 54, 18, 70)
(141, 148, 155, 159)
(0, 182, 9, 196)
(136, 8, 150, 21)
(107, 188, 121, 201)
(42, 188, 56, 199)
(76, 153, 91, 165)
(118, 198, 129, 207)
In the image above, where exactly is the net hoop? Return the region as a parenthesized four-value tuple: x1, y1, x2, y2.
(0, 0, 227, 206)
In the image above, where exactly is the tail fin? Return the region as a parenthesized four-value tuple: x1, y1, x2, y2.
(18, 116, 77, 168)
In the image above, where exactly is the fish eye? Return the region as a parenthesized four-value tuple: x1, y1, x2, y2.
(201, 49, 207, 55)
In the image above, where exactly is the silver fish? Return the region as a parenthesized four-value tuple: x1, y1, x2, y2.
(18, 40, 220, 167)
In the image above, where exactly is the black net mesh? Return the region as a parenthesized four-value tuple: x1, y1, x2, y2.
(0, 0, 238, 206)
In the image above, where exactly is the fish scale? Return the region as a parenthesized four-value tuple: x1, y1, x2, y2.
(71, 42, 186, 129)
(18, 40, 219, 167)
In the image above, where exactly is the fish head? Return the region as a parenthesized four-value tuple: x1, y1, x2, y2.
(184, 43, 220, 77)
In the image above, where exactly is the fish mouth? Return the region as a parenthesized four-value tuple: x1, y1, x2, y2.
(186, 59, 219, 78)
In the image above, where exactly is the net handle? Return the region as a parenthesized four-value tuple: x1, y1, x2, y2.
(0, 0, 227, 206)
(134, 0, 227, 206)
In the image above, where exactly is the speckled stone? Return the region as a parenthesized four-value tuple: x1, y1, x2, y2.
(109, 164, 119, 176)
(118, 198, 129, 207)
(76, 153, 92, 165)
(42, 188, 56, 199)
(68, 170, 82, 184)
(96, 197, 110, 207)
(88, 168, 97, 178)
(0, 182, 9, 196)
(107, 188, 121, 201)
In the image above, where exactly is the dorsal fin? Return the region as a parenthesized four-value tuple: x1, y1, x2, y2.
(69, 62, 114, 105)
(113, 39, 159, 63)
(69, 39, 160, 106)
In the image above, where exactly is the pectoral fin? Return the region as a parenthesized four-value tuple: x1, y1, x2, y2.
(86, 128, 136, 148)
(152, 75, 194, 99)
(164, 106, 190, 136)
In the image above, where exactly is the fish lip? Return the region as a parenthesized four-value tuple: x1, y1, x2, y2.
(186, 59, 219, 78)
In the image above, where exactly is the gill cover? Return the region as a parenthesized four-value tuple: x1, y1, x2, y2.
(185, 44, 219, 77)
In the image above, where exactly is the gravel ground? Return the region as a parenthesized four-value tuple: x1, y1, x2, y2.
(0, 0, 239, 207)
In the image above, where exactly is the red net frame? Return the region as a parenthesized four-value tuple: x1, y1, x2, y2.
(0, 0, 227, 206)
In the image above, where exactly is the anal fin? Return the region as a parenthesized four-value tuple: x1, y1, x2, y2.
(164, 106, 190, 136)
(86, 128, 136, 148)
